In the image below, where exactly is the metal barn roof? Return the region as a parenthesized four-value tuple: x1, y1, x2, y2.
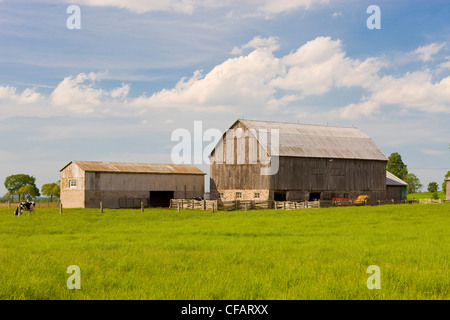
(386, 171, 408, 186)
(235, 119, 388, 161)
(60, 161, 206, 175)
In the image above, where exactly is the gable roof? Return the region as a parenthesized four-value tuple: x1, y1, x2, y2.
(386, 171, 408, 186)
(60, 161, 206, 175)
(212, 119, 388, 161)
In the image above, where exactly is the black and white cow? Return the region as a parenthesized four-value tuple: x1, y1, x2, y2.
(14, 201, 36, 216)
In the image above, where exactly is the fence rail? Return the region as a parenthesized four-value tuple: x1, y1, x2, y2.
(169, 199, 321, 211)
(169, 197, 449, 212)
(0, 201, 61, 209)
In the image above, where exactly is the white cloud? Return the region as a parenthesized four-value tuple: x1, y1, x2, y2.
(2, 36, 450, 124)
(414, 42, 446, 62)
(231, 36, 279, 55)
(272, 37, 384, 95)
(420, 149, 445, 156)
(256, 0, 329, 15)
(63, 0, 328, 16)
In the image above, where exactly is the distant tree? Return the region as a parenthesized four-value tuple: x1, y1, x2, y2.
(4, 174, 39, 201)
(427, 182, 439, 193)
(404, 173, 423, 193)
(442, 171, 450, 194)
(386, 152, 408, 180)
(17, 184, 40, 201)
(41, 182, 60, 202)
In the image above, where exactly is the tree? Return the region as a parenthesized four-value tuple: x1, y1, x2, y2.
(386, 152, 408, 180)
(41, 182, 60, 202)
(442, 171, 450, 194)
(427, 182, 439, 193)
(404, 173, 423, 193)
(4, 174, 39, 201)
(17, 184, 40, 201)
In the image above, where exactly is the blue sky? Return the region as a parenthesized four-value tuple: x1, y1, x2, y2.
(1, 0, 449, 195)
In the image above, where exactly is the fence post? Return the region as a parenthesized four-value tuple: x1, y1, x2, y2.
(59, 202, 63, 215)
(203, 200, 206, 210)
(177, 202, 180, 213)
(100, 201, 103, 213)
(212, 203, 215, 213)
(141, 201, 144, 212)
(8, 200, 10, 209)
(245, 202, 248, 211)
(274, 201, 277, 210)
(192, 199, 194, 209)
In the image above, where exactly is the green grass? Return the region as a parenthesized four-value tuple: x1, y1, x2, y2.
(0, 204, 449, 300)
(407, 191, 446, 200)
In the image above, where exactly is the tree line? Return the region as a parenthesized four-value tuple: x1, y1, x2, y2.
(386, 152, 449, 199)
(2, 174, 60, 202)
(2, 155, 448, 202)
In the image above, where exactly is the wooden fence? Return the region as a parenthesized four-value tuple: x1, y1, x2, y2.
(170, 199, 321, 211)
(0, 201, 60, 209)
(170, 199, 218, 210)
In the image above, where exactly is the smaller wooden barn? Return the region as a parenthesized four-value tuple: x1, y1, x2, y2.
(60, 161, 206, 208)
(386, 171, 407, 202)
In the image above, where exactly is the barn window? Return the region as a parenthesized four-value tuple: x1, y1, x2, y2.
(236, 192, 242, 199)
(254, 192, 260, 199)
(69, 180, 77, 188)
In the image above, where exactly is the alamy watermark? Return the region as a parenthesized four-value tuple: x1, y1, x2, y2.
(66, 5, 81, 30)
(171, 121, 279, 175)
(67, 265, 81, 289)
(366, 265, 381, 289)
(367, 5, 381, 30)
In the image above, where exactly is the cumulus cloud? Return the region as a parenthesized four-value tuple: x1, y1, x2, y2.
(334, 69, 450, 119)
(133, 36, 384, 113)
(2, 36, 450, 123)
(0, 71, 130, 119)
(414, 42, 446, 62)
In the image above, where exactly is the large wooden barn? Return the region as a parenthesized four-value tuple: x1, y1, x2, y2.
(209, 119, 389, 202)
(60, 161, 205, 208)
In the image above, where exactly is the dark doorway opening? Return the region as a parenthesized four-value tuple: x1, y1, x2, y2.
(309, 192, 321, 201)
(274, 191, 286, 201)
(149, 191, 174, 207)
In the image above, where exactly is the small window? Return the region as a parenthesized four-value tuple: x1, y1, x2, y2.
(236, 192, 242, 199)
(69, 180, 77, 188)
(219, 193, 224, 198)
(254, 192, 260, 199)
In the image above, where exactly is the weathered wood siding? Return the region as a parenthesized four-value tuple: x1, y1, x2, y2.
(84, 172, 204, 208)
(210, 120, 271, 199)
(386, 185, 402, 202)
(271, 157, 387, 199)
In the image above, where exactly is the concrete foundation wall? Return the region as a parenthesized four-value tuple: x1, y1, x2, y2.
(215, 189, 385, 202)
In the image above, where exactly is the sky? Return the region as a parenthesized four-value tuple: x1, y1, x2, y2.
(1, 0, 449, 195)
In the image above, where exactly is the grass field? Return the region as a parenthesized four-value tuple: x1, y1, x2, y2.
(0, 203, 449, 300)
(407, 191, 446, 200)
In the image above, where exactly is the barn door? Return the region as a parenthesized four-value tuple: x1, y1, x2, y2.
(149, 191, 174, 207)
